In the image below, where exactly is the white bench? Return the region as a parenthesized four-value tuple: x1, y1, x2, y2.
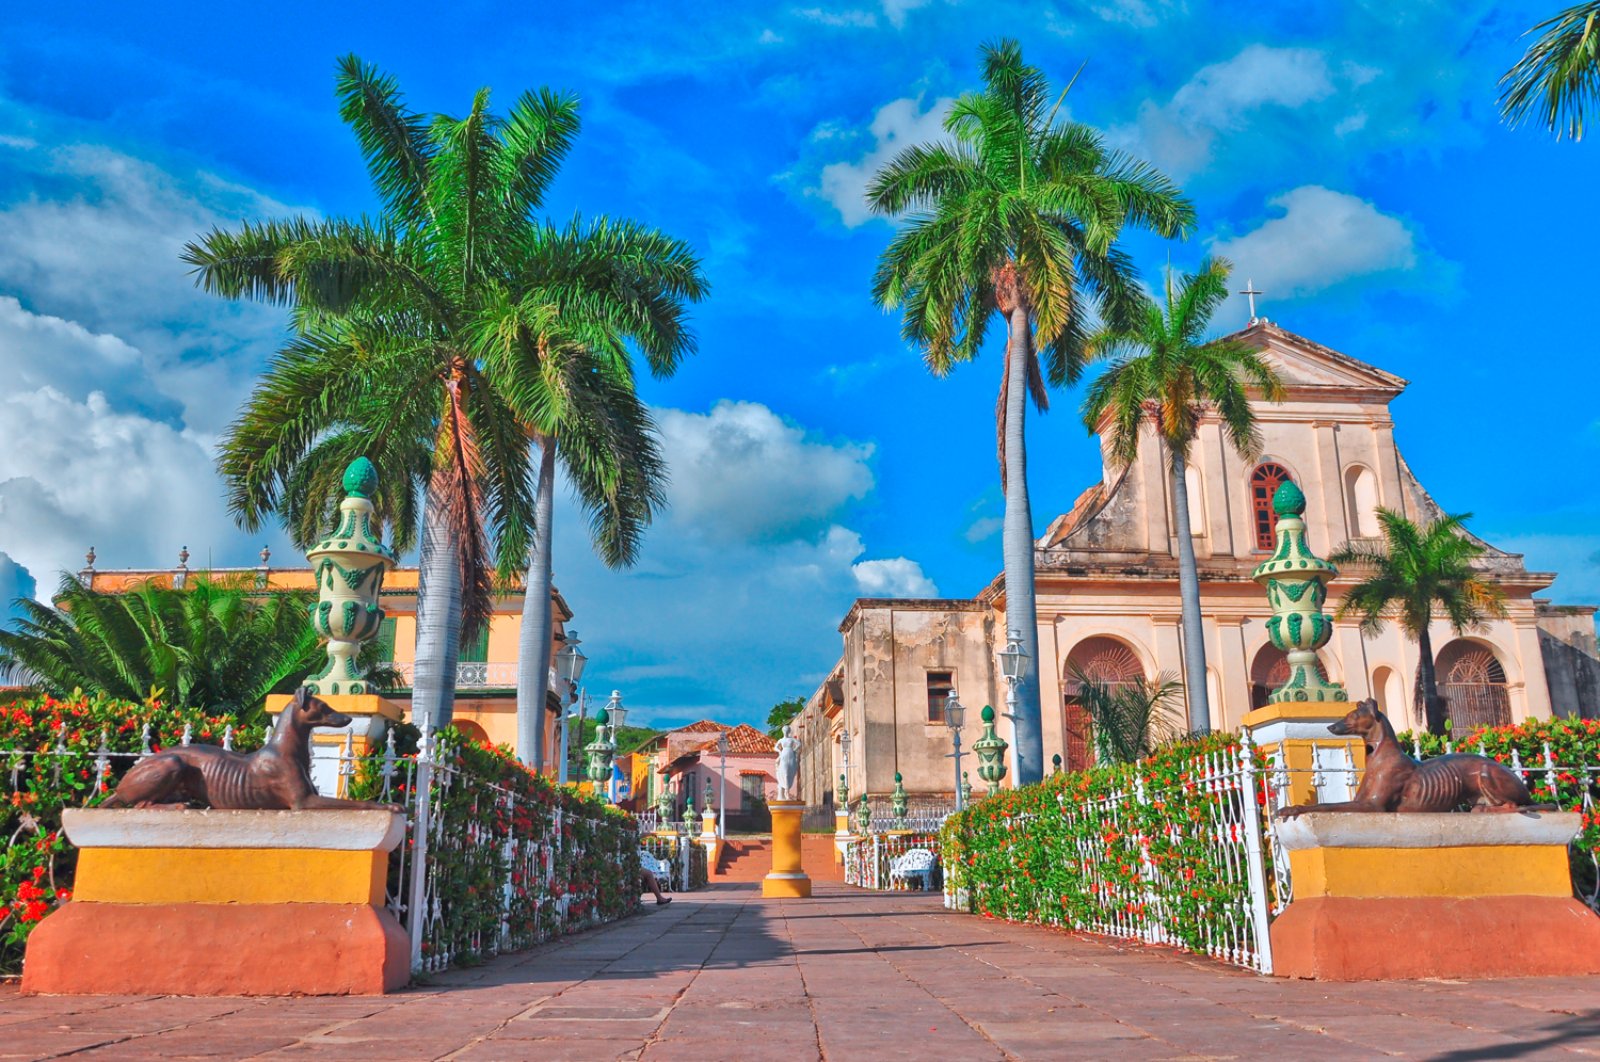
(889, 848, 937, 891)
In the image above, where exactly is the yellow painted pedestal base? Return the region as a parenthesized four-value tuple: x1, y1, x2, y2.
(763, 799, 812, 898)
(1270, 812, 1600, 980)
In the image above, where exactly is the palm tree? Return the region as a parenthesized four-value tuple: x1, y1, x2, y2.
(1328, 509, 1509, 736)
(1081, 258, 1283, 733)
(1500, 2, 1600, 141)
(868, 40, 1193, 783)
(187, 58, 704, 760)
(1069, 666, 1183, 766)
(0, 574, 390, 721)
(475, 221, 705, 769)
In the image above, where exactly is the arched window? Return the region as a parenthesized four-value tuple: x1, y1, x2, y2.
(1428, 641, 1511, 730)
(1344, 465, 1380, 539)
(1063, 637, 1146, 771)
(1250, 463, 1294, 550)
(1249, 645, 1290, 710)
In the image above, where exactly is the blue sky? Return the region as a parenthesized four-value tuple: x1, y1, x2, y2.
(0, 1, 1595, 728)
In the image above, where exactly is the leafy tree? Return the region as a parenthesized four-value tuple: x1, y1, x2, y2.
(186, 57, 702, 761)
(1328, 509, 1509, 736)
(1500, 2, 1600, 141)
(1069, 666, 1183, 766)
(868, 39, 1192, 782)
(0, 575, 393, 721)
(766, 696, 804, 737)
(1081, 257, 1282, 732)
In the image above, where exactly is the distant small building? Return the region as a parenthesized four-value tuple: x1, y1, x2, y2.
(634, 720, 777, 831)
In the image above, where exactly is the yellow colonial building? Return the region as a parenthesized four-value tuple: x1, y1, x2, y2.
(794, 321, 1600, 805)
(78, 558, 574, 757)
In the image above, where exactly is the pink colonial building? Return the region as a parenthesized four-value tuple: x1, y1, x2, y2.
(635, 722, 778, 832)
(794, 320, 1600, 806)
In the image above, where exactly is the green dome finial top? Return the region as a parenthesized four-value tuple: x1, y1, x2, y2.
(894, 771, 903, 783)
(1272, 479, 1305, 517)
(343, 458, 378, 499)
(981, 704, 995, 723)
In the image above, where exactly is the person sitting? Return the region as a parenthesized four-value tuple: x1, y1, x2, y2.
(639, 848, 672, 906)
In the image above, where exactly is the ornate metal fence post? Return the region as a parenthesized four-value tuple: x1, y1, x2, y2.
(407, 721, 435, 972)
(1237, 732, 1275, 975)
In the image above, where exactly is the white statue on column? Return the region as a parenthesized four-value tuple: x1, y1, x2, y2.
(775, 723, 801, 801)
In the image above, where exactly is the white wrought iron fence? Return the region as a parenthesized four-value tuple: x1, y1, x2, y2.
(335, 725, 641, 974)
(842, 831, 944, 891)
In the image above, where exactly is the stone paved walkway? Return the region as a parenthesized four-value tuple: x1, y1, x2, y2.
(3, 884, 1599, 1060)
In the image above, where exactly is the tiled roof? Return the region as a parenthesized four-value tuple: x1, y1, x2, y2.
(690, 723, 776, 756)
(671, 720, 729, 734)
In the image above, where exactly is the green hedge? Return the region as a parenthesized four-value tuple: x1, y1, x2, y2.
(941, 717, 1600, 947)
(940, 732, 1250, 951)
(349, 730, 640, 967)
(1, 693, 264, 973)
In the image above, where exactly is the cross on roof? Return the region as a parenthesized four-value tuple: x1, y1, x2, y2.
(1239, 279, 1263, 322)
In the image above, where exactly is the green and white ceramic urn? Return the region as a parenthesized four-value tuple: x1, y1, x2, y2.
(305, 458, 398, 695)
(1250, 480, 1347, 703)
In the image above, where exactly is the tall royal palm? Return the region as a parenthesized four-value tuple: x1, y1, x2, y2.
(1081, 258, 1283, 733)
(1500, 2, 1600, 140)
(1328, 510, 1508, 736)
(868, 40, 1192, 783)
(188, 58, 704, 758)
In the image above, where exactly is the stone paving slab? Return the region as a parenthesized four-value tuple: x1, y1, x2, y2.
(3, 883, 1599, 1060)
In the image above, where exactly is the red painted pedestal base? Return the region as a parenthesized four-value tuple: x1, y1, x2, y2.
(1271, 895, 1600, 981)
(22, 902, 409, 996)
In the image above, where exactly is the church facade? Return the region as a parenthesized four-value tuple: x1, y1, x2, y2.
(793, 321, 1600, 806)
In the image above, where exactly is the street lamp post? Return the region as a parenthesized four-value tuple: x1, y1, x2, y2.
(555, 631, 587, 786)
(839, 726, 852, 799)
(945, 689, 966, 811)
(997, 629, 1029, 785)
(605, 690, 627, 803)
(716, 729, 729, 839)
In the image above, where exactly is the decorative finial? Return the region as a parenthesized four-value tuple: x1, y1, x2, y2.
(973, 705, 1009, 792)
(1251, 478, 1346, 704)
(304, 457, 398, 696)
(259, 545, 271, 566)
(177, 546, 189, 569)
(84, 547, 96, 570)
(342, 457, 379, 499)
(1272, 479, 1306, 517)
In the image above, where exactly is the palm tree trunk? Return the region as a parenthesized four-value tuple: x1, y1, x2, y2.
(412, 495, 463, 730)
(516, 437, 557, 768)
(1003, 305, 1044, 786)
(1417, 623, 1444, 736)
(1168, 446, 1211, 733)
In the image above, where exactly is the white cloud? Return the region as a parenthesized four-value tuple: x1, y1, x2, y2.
(852, 556, 938, 596)
(1110, 45, 1338, 178)
(880, 0, 930, 27)
(814, 95, 954, 227)
(657, 400, 874, 543)
(0, 113, 303, 601)
(963, 515, 1003, 543)
(546, 400, 935, 724)
(1209, 186, 1418, 298)
(794, 7, 877, 28)
(1090, 0, 1186, 28)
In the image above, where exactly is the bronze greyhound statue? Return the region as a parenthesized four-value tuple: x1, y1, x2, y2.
(1276, 699, 1542, 819)
(102, 687, 400, 811)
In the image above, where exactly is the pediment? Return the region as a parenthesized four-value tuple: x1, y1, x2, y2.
(1231, 321, 1408, 396)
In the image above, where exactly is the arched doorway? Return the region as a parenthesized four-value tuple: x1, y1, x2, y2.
(1063, 637, 1146, 771)
(1249, 645, 1290, 710)
(1250, 463, 1295, 550)
(1428, 641, 1512, 730)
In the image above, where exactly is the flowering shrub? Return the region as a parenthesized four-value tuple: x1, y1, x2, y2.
(348, 730, 640, 968)
(941, 733, 1252, 955)
(1, 692, 264, 974)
